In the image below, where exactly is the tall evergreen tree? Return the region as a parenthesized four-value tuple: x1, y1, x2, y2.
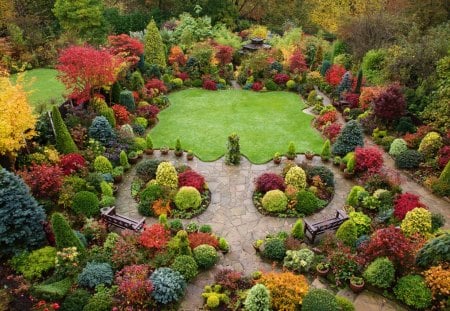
(144, 19, 166, 68)
(0, 169, 47, 258)
(51, 212, 85, 251)
(51, 106, 78, 154)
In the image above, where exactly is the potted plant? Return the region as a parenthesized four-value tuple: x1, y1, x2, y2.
(128, 151, 138, 164)
(186, 150, 194, 161)
(305, 150, 314, 160)
(136, 150, 143, 159)
(316, 262, 330, 277)
(174, 138, 183, 157)
(112, 166, 124, 183)
(145, 134, 154, 155)
(160, 146, 169, 155)
(253, 239, 264, 251)
(286, 142, 296, 160)
(350, 276, 365, 293)
(112, 184, 119, 195)
(321, 139, 331, 162)
(343, 155, 355, 179)
(273, 152, 282, 164)
(333, 156, 341, 166)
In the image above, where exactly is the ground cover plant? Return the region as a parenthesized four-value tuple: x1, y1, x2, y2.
(151, 89, 323, 163)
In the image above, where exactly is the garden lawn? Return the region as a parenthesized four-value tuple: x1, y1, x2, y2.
(10, 69, 65, 109)
(151, 89, 323, 164)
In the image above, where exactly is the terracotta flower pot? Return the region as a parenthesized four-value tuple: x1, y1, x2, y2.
(113, 175, 123, 183)
(350, 280, 365, 293)
(161, 149, 169, 155)
(175, 150, 183, 157)
(129, 156, 138, 164)
(305, 153, 314, 160)
(343, 169, 354, 179)
(145, 149, 154, 155)
(187, 154, 194, 161)
(273, 158, 282, 164)
(316, 267, 329, 277)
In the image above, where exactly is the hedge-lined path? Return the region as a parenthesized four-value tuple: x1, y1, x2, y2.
(315, 89, 450, 224)
(115, 153, 354, 310)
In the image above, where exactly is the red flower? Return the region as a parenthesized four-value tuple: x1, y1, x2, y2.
(52, 303, 60, 310)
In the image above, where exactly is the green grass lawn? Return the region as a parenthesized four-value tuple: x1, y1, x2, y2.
(151, 89, 324, 164)
(10, 69, 65, 109)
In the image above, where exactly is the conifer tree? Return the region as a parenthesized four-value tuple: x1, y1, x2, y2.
(144, 19, 166, 68)
(51, 212, 84, 251)
(51, 106, 78, 154)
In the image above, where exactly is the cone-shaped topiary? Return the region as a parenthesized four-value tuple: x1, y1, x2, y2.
(111, 81, 121, 103)
(355, 69, 363, 94)
(439, 160, 450, 185)
(244, 284, 271, 311)
(332, 120, 364, 156)
(52, 106, 78, 154)
(144, 19, 166, 68)
(0, 169, 47, 258)
(146, 134, 153, 149)
(131, 71, 144, 91)
(51, 212, 84, 251)
(321, 139, 331, 160)
(119, 90, 135, 112)
(226, 133, 241, 165)
(291, 219, 304, 239)
(337, 71, 352, 95)
(336, 220, 358, 247)
(119, 150, 130, 169)
(99, 107, 116, 128)
(89, 116, 116, 146)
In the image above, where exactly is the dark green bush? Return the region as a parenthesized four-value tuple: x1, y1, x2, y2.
(138, 184, 163, 216)
(295, 190, 326, 215)
(83, 285, 114, 311)
(394, 275, 432, 309)
(131, 71, 145, 91)
(135, 159, 162, 182)
(32, 278, 72, 301)
(395, 117, 416, 135)
(431, 213, 445, 232)
(193, 245, 218, 269)
(332, 120, 364, 156)
(0, 169, 47, 258)
(265, 79, 277, 91)
(363, 257, 395, 289)
(119, 90, 135, 112)
(170, 255, 199, 281)
(61, 289, 91, 311)
(89, 116, 116, 146)
(335, 220, 358, 247)
(72, 191, 100, 217)
(306, 165, 335, 187)
(77, 262, 113, 289)
(302, 289, 339, 311)
(415, 233, 450, 267)
(262, 238, 286, 261)
(395, 149, 423, 169)
(52, 106, 78, 154)
(199, 224, 212, 233)
(225, 133, 240, 165)
(51, 212, 85, 251)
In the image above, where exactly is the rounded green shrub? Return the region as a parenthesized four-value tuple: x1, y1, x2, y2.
(415, 233, 450, 268)
(332, 120, 364, 156)
(395, 149, 423, 169)
(394, 275, 432, 309)
(132, 137, 147, 151)
(11, 246, 56, 280)
(261, 190, 288, 213)
(262, 238, 286, 261)
(150, 267, 187, 305)
(363, 257, 395, 289)
(99, 107, 116, 128)
(89, 116, 116, 146)
(61, 289, 91, 311)
(156, 162, 178, 190)
(418, 131, 442, 160)
(302, 289, 339, 311)
(348, 211, 371, 236)
(244, 284, 271, 311)
(131, 71, 144, 91)
(286, 80, 296, 89)
(401, 208, 432, 237)
(193, 244, 218, 269)
(93, 156, 113, 174)
(78, 262, 113, 289)
(335, 220, 358, 247)
(170, 255, 198, 281)
(175, 186, 202, 210)
(284, 166, 306, 189)
(291, 219, 304, 239)
(134, 116, 148, 128)
(306, 166, 335, 187)
(336, 296, 355, 311)
(72, 191, 100, 217)
(119, 90, 135, 112)
(138, 184, 163, 216)
(389, 138, 407, 157)
(346, 186, 367, 207)
(283, 249, 314, 272)
(295, 190, 325, 215)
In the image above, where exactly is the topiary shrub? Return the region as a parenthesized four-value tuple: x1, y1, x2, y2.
(389, 138, 408, 157)
(285, 166, 306, 189)
(332, 120, 364, 156)
(93, 156, 113, 174)
(193, 244, 218, 269)
(335, 220, 358, 247)
(0, 169, 47, 258)
(336, 296, 354, 311)
(11, 246, 56, 280)
(170, 255, 198, 281)
(89, 116, 116, 146)
(175, 186, 202, 210)
(52, 106, 78, 154)
(355, 146, 383, 174)
(291, 219, 304, 239)
(401, 208, 432, 237)
(135, 159, 161, 182)
(302, 289, 339, 311)
(134, 116, 148, 128)
(373, 84, 406, 122)
(61, 289, 91, 311)
(321, 139, 331, 160)
(306, 166, 335, 187)
(255, 173, 286, 193)
(418, 132, 442, 160)
(394, 275, 432, 309)
(150, 267, 186, 304)
(244, 284, 271, 311)
(72, 191, 100, 217)
(395, 149, 423, 169)
(416, 233, 450, 268)
(119, 90, 136, 112)
(295, 190, 325, 215)
(156, 162, 178, 190)
(262, 238, 286, 261)
(225, 133, 241, 165)
(132, 137, 146, 151)
(51, 213, 84, 252)
(78, 262, 113, 289)
(259, 190, 286, 213)
(363, 257, 395, 289)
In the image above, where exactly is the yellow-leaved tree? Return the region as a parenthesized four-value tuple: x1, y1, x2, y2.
(0, 76, 36, 164)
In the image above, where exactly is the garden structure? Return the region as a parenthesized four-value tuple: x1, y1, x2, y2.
(1, 3, 450, 310)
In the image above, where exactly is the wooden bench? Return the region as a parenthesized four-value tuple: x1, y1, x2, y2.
(303, 210, 349, 243)
(100, 206, 145, 232)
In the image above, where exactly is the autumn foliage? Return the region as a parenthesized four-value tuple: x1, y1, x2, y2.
(289, 49, 307, 73)
(168, 45, 187, 66)
(57, 45, 122, 104)
(255, 173, 286, 192)
(115, 264, 153, 307)
(188, 232, 219, 249)
(19, 163, 64, 200)
(139, 223, 170, 251)
(372, 84, 406, 121)
(325, 64, 346, 86)
(355, 146, 383, 174)
(394, 193, 427, 220)
(178, 170, 206, 192)
(107, 34, 144, 65)
(215, 45, 234, 66)
(59, 153, 86, 175)
(112, 104, 130, 125)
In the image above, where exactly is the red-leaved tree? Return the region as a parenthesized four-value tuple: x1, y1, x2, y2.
(355, 146, 383, 174)
(57, 45, 122, 104)
(168, 46, 187, 66)
(372, 84, 406, 122)
(115, 264, 153, 308)
(139, 223, 170, 252)
(394, 193, 427, 220)
(188, 232, 219, 249)
(289, 49, 307, 73)
(178, 170, 205, 193)
(107, 34, 144, 65)
(18, 163, 64, 200)
(325, 64, 346, 86)
(59, 153, 86, 175)
(215, 45, 234, 66)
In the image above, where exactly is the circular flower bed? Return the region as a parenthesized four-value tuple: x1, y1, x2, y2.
(253, 162, 335, 217)
(132, 160, 211, 218)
